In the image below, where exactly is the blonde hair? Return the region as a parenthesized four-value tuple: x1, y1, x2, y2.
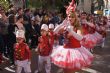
(69, 11, 81, 30)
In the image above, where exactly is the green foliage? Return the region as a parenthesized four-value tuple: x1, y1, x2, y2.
(29, 0, 42, 9)
(0, 0, 9, 11)
(28, 0, 79, 9)
(93, 0, 104, 10)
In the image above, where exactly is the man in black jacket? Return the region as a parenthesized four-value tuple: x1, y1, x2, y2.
(0, 26, 3, 71)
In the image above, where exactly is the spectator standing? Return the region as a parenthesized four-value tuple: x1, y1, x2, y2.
(7, 14, 17, 65)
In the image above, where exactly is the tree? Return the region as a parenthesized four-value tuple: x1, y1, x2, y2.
(97, 0, 104, 10)
(0, 0, 9, 11)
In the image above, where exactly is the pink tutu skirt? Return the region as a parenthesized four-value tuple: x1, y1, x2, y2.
(51, 46, 94, 70)
(81, 34, 97, 49)
(93, 32, 102, 43)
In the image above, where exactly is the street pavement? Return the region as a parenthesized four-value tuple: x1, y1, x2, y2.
(0, 31, 110, 73)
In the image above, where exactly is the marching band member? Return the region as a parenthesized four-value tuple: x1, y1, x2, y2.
(35, 24, 52, 73)
(14, 30, 31, 73)
(81, 22, 97, 51)
(48, 23, 55, 48)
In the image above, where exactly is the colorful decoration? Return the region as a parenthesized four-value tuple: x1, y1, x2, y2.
(15, 48, 23, 60)
(66, 0, 76, 15)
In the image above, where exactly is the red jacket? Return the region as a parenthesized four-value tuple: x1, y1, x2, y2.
(14, 43, 31, 61)
(38, 35, 52, 56)
(49, 31, 54, 48)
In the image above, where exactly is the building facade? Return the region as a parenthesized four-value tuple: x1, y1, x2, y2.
(77, 0, 92, 13)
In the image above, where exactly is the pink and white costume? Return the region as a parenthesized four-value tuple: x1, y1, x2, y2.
(51, 23, 94, 70)
(81, 22, 97, 49)
(81, 34, 97, 49)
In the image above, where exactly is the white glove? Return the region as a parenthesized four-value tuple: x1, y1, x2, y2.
(54, 25, 61, 33)
(28, 61, 31, 64)
(66, 25, 73, 33)
(35, 48, 38, 52)
(67, 25, 83, 41)
(14, 61, 17, 65)
(54, 19, 68, 33)
(81, 20, 88, 24)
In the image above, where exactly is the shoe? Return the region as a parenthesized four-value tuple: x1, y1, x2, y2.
(57, 68, 63, 73)
(90, 49, 93, 53)
(10, 65, 15, 68)
(2, 55, 9, 60)
(0, 68, 3, 71)
(34, 70, 41, 73)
